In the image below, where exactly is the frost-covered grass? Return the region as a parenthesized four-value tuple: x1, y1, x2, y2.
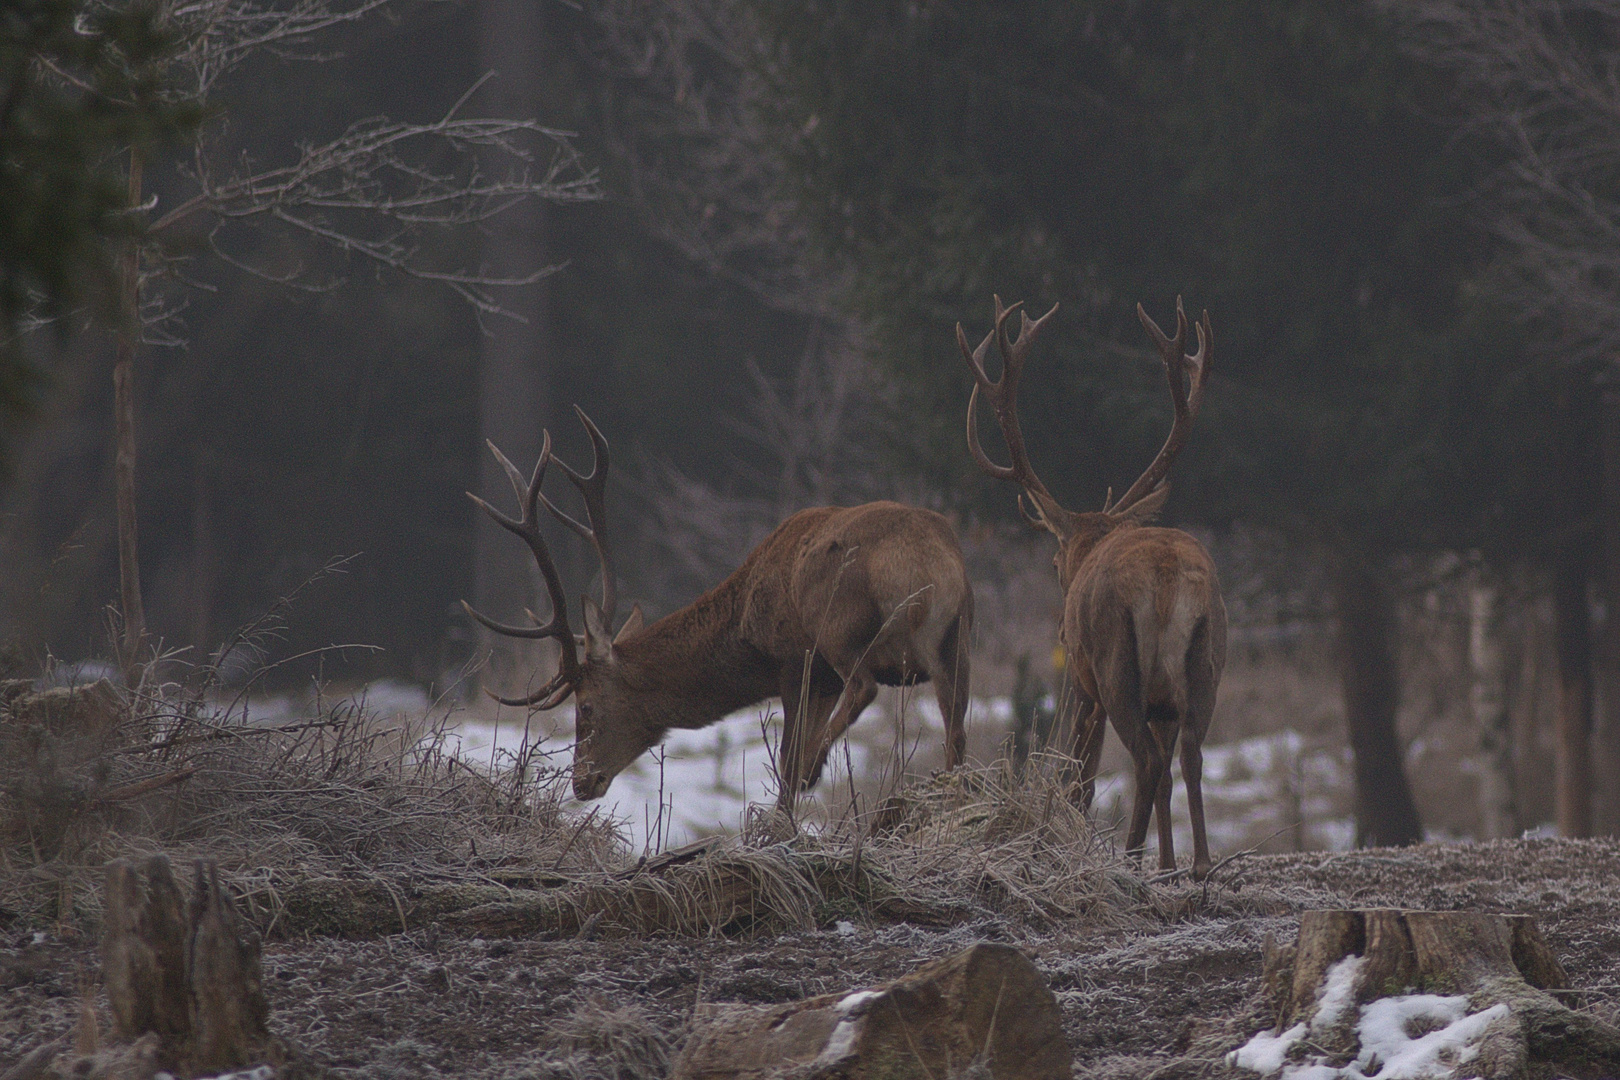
(239, 679, 1360, 857)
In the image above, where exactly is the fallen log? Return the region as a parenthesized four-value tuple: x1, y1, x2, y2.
(1233, 908, 1620, 1080)
(672, 942, 1071, 1080)
(270, 847, 970, 940)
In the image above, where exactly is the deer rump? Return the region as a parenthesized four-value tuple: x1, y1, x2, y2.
(739, 501, 973, 790)
(1067, 527, 1227, 793)
(761, 503, 970, 684)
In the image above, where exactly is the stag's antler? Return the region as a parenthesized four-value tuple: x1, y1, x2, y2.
(958, 295, 1066, 532)
(537, 406, 617, 627)
(1105, 297, 1213, 515)
(462, 430, 581, 708)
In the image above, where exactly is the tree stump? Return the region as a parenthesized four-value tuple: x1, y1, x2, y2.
(1232, 908, 1620, 1079)
(672, 942, 1070, 1080)
(20, 856, 297, 1080)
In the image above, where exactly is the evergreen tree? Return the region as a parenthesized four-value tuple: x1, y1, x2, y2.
(757, 0, 1555, 846)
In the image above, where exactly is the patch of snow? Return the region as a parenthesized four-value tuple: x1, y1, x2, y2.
(206, 1068, 275, 1080)
(836, 990, 882, 1013)
(354, 678, 432, 719)
(1228, 981, 1511, 1080)
(453, 695, 989, 851)
(1228, 1022, 1307, 1075)
(1354, 996, 1508, 1079)
(1311, 956, 1365, 1033)
(815, 990, 882, 1068)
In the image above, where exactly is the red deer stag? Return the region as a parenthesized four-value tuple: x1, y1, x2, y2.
(463, 407, 973, 808)
(958, 296, 1225, 879)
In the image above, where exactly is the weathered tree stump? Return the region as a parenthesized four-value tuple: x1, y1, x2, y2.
(672, 942, 1070, 1080)
(21, 856, 298, 1080)
(1233, 908, 1620, 1080)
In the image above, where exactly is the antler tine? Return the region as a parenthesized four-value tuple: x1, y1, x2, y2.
(537, 406, 617, 625)
(487, 439, 531, 510)
(958, 296, 1065, 529)
(1186, 309, 1213, 417)
(488, 669, 578, 709)
(460, 429, 582, 701)
(1111, 297, 1212, 515)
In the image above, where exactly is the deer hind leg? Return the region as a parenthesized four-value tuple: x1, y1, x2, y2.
(1151, 722, 1181, 872)
(928, 612, 971, 771)
(1183, 619, 1218, 880)
(1122, 729, 1164, 868)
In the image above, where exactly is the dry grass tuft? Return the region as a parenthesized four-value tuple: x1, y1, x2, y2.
(0, 673, 622, 934)
(430, 758, 1260, 941)
(855, 757, 1156, 926)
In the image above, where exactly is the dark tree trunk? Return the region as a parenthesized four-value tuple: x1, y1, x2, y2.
(1553, 544, 1593, 838)
(1599, 386, 1620, 833)
(114, 149, 146, 675)
(1333, 552, 1423, 848)
(474, 0, 555, 693)
(190, 451, 215, 655)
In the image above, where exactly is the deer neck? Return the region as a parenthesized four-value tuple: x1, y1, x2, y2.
(611, 576, 777, 731)
(1058, 515, 1134, 592)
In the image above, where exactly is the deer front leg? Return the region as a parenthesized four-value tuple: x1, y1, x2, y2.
(777, 660, 827, 809)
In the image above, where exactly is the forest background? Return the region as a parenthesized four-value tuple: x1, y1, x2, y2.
(4, 0, 1620, 850)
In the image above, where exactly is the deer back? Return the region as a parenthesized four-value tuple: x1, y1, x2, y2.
(740, 501, 970, 669)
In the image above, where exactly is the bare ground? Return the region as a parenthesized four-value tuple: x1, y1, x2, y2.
(5, 837, 1619, 1079)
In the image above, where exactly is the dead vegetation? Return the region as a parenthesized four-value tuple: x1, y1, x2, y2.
(0, 673, 622, 937)
(9, 660, 1620, 1079)
(0, 666, 1295, 950)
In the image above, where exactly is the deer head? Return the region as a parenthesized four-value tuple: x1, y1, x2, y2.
(461, 407, 649, 801)
(958, 295, 1212, 589)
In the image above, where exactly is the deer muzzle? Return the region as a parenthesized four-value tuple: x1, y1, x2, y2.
(573, 767, 611, 801)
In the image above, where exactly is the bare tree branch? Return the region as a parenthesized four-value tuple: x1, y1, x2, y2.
(144, 110, 599, 316)
(583, 0, 841, 317)
(1397, 0, 1620, 368)
(35, 2, 606, 326)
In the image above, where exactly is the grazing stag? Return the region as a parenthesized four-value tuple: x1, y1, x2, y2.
(958, 296, 1225, 879)
(463, 407, 974, 808)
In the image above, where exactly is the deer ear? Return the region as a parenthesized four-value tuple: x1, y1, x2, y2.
(582, 596, 614, 662)
(1118, 484, 1170, 523)
(613, 603, 644, 644)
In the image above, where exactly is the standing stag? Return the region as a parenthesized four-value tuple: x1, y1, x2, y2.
(958, 296, 1225, 878)
(463, 407, 974, 808)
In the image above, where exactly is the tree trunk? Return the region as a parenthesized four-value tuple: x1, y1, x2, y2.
(1598, 385, 1620, 834)
(1246, 908, 1620, 1080)
(1468, 566, 1518, 838)
(1553, 544, 1593, 837)
(114, 149, 146, 676)
(474, 0, 555, 695)
(34, 855, 298, 1079)
(1333, 552, 1423, 848)
(190, 451, 215, 655)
